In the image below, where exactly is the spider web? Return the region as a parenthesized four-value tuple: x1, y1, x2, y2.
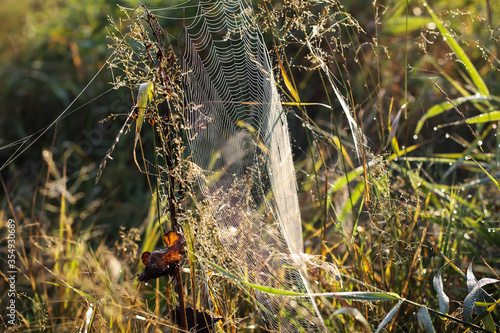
(181, 0, 324, 331)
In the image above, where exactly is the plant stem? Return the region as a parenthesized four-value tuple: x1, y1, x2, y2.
(175, 268, 188, 331)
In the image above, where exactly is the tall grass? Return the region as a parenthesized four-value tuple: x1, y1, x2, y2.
(1, 0, 499, 332)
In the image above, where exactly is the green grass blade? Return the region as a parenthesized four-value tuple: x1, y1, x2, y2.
(424, 2, 489, 96)
(429, 58, 471, 97)
(198, 253, 400, 300)
(328, 292, 401, 301)
(384, 16, 432, 35)
(415, 95, 490, 134)
(43, 281, 93, 300)
(470, 156, 500, 191)
(472, 297, 500, 331)
(338, 181, 364, 223)
(463, 110, 500, 125)
(329, 166, 364, 194)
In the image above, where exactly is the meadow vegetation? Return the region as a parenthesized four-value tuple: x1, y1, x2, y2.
(0, 0, 499, 332)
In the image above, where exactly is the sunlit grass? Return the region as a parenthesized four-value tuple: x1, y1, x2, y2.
(1, 0, 499, 332)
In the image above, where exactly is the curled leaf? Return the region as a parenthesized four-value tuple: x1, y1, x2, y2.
(467, 262, 477, 292)
(463, 261, 498, 329)
(432, 264, 450, 314)
(463, 277, 499, 322)
(138, 230, 186, 282)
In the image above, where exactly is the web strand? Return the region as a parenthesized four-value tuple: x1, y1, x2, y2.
(182, 0, 324, 331)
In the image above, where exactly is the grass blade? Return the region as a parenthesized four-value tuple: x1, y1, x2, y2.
(135, 82, 154, 134)
(417, 306, 436, 333)
(198, 253, 400, 300)
(463, 279, 500, 322)
(333, 307, 373, 333)
(384, 103, 405, 150)
(470, 297, 500, 332)
(441, 110, 500, 127)
(375, 300, 404, 333)
(464, 262, 499, 324)
(470, 156, 500, 191)
(384, 16, 432, 35)
(329, 166, 364, 194)
(329, 292, 401, 302)
(415, 95, 490, 134)
(278, 56, 299, 102)
(424, 2, 489, 96)
(338, 181, 364, 223)
(433, 264, 450, 314)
